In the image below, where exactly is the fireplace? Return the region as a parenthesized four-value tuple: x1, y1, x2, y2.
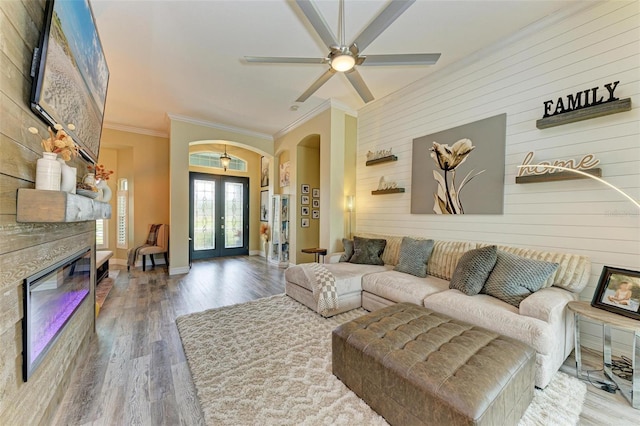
(23, 248, 92, 381)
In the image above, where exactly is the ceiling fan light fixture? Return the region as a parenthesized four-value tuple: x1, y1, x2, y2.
(331, 54, 355, 72)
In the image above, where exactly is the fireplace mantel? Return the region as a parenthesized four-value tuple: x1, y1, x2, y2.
(16, 189, 111, 223)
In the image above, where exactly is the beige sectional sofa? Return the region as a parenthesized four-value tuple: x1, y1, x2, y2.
(284, 233, 590, 389)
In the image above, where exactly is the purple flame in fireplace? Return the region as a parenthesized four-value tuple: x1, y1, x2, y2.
(24, 248, 92, 380)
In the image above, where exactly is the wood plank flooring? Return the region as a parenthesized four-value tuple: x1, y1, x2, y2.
(53, 256, 639, 425)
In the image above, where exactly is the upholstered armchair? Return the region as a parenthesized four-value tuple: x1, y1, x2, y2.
(129, 224, 169, 271)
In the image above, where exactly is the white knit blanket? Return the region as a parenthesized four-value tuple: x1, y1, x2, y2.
(300, 263, 338, 315)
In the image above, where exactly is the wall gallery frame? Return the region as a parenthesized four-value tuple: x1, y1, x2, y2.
(312, 188, 320, 198)
(312, 210, 319, 219)
(260, 190, 269, 222)
(279, 161, 290, 187)
(301, 184, 310, 194)
(301, 195, 309, 205)
(301, 206, 309, 216)
(301, 218, 309, 228)
(591, 266, 640, 320)
(312, 199, 320, 208)
(261, 156, 269, 187)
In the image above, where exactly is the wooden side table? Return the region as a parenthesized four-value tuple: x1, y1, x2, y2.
(301, 248, 327, 263)
(568, 300, 640, 409)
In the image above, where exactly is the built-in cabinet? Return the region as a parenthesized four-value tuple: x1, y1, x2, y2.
(270, 195, 290, 266)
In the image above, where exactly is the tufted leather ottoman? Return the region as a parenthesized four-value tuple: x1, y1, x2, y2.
(332, 303, 535, 426)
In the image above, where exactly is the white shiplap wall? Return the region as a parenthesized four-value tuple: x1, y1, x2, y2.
(356, 1, 640, 353)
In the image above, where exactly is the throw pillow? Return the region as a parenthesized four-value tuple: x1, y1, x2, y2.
(449, 245, 498, 295)
(349, 236, 387, 266)
(339, 238, 354, 262)
(394, 238, 434, 278)
(482, 251, 559, 307)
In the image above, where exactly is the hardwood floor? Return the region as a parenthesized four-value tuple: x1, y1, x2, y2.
(53, 256, 638, 425)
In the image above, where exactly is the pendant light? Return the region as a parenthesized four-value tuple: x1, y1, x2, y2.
(220, 145, 231, 171)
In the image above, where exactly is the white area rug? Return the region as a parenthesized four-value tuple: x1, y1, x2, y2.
(176, 295, 586, 425)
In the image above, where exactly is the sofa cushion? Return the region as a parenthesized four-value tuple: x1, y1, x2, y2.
(423, 290, 554, 356)
(449, 245, 498, 295)
(393, 237, 434, 277)
(349, 236, 387, 265)
(285, 262, 388, 296)
(496, 245, 590, 293)
(355, 232, 403, 265)
(339, 238, 354, 262)
(362, 270, 449, 305)
(482, 251, 558, 307)
(427, 240, 478, 281)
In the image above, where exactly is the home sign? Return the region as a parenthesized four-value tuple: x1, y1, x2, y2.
(536, 81, 631, 129)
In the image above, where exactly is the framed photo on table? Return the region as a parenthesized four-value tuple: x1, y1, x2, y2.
(591, 266, 640, 320)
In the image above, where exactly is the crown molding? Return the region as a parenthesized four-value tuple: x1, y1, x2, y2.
(103, 122, 168, 138)
(367, 0, 601, 110)
(273, 98, 358, 140)
(167, 113, 273, 141)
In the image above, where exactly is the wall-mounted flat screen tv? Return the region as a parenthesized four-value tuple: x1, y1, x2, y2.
(31, 0, 109, 163)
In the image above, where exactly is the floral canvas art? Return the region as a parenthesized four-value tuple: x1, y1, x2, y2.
(411, 114, 506, 214)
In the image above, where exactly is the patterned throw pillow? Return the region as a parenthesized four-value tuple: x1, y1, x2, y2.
(482, 251, 559, 307)
(349, 236, 387, 266)
(339, 239, 354, 262)
(394, 238, 434, 278)
(449, 245, 498, 295)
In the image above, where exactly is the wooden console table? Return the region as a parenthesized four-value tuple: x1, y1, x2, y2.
(568, 301, 639, 409)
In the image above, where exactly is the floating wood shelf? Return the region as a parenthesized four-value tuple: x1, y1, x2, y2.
(515, 168, 602, 184)
(371, 188, 405, 195)
(536, 98, 631, 129)
(366, 155, 398, 166)
(17, 189, 112, 223)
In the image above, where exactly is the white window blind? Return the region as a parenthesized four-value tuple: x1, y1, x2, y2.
(117, 186, 128, 249)
(96, 219, 107, 249)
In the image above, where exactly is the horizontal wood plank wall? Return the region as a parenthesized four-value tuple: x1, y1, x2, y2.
(356, 1, 640, 354)
(0, 0, 96, 423)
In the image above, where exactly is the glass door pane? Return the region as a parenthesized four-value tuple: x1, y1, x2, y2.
(224, 182, 243, 248)
(193, 179, 216, 251)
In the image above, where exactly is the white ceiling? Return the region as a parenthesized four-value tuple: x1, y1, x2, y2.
(91, 0, 579, 137)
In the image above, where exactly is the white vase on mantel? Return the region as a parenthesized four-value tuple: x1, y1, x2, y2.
(35, 152, 61, 191)
(96, 179, 112, 202)
(57, 158, 77, 194)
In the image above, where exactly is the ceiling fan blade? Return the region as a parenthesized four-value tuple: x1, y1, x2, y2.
(350, 0, 415, 53)
(245, 56, 328, 65)
(296, 68, 337, 102)
(295, 0, 338, 49)
(361, 53, 441, 66)
(344, 69, 374, 103)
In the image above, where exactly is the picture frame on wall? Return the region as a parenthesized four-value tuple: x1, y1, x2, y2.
(301, 195, 309, 205)
(301, 206, 309, 216)
(301, 218, 310, 228)
(312, 199, 320, 208)
(591, 266, 640, 320)
(312, 188, 320, 198)
(261, 156, 269, 187)
(301, 184, 310, 194)
(260, 190, 269, 222)
(279, 161, 290, 187)
(312, 210, 319, 219)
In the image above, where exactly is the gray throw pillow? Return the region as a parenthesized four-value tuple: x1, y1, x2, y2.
(349, 236, 386, 266)
(394, 237, 434, 278)
(449, 245, 498, 295)
(339, 238, 354, 262)
(482, 251, 559, 307)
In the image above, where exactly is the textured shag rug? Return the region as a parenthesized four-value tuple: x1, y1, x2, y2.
(176, 295, 586, 426)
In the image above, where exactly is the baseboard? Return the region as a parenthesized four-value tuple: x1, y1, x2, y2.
(111, 258, 127, 266)
(249, 250, 263, 256)
(169, 266, 190, 275)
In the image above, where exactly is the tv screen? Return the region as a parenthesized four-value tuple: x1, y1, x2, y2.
(31, 0, 109, 163)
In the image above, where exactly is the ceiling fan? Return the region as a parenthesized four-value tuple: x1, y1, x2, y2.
(245, 0, 441, 103)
